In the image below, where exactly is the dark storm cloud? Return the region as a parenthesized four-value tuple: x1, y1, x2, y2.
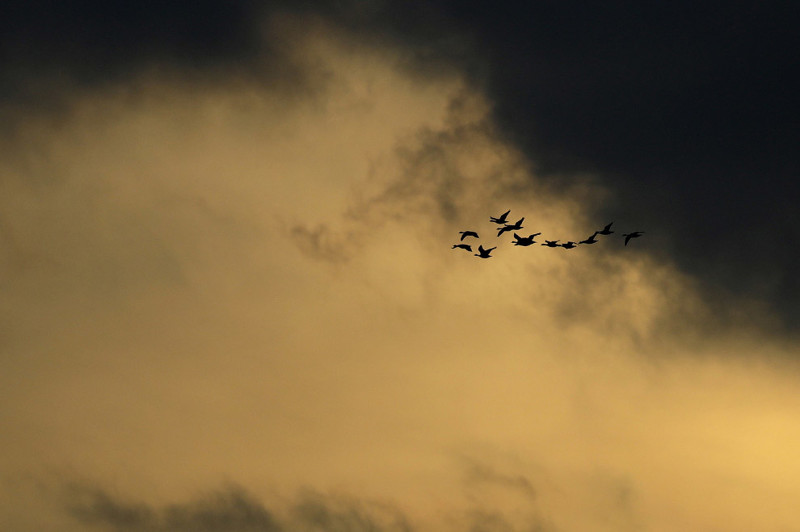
(5, 0, 799, 329)
(366, 1, 800, 330)
(0, 0, 332, 118)
(1, 0, 259, 78)
(0, 0, 466, 100)
(285, 0, 800, 331)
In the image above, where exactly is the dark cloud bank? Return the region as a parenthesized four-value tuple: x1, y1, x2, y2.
(63, 482, 552, 532)
(66, 484, 402, 532)
(3, 0, 799, 330)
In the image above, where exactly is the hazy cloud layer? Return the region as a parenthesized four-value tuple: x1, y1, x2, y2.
(2, 13, 800, 532)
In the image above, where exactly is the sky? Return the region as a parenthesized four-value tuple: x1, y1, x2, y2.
(2, 2, 800, 531)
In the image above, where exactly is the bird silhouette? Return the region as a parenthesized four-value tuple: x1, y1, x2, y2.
(489, 209, 511, 224)
(452, 243, 472, 252)
(560, 241, 578, 249)
(474, 245, 496, 258)
(597, 222, 614, 235)
(459, 230, 479, 240)
(512, 232, 541, 246)
(542, 240, 560, 247)
(497, 217, 524, 237)
(497, 225, 512, 237)
(622, 231, 644, 246)
(579, 232, 599, 245)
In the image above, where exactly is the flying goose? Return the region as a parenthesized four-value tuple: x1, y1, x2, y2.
(512, 232, 541, 246)
(459, 230, 479, 240)
(597, 222, 614, 235)
(560, 241, 578, 249)
(579, 232, 599, 245)
(542, 240, 560, 247)
(452, 243, 472, 252)
(622, 231, 644, 246)
(490, 209, 511, 224)
(474, 245, 496, 258)
(497, 217, 525, 237)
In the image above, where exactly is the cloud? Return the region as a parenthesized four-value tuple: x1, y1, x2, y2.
(397, 2, 800, 330)
(290, 223, 357, 263)
(291, 490, 413, 532)
(63, 483, 423, 532)
(65, 485, 285, 531)
(3, 2, 800, 329)
(68, 486, 161, 530)
(61, 480, 555, 532)
(1, 11, 800, 532)
(459, 457, 536, 501)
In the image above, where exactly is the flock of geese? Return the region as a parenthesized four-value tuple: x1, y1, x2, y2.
(452, 209, 644, 258)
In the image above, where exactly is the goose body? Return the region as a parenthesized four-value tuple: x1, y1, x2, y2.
(490, 209, 511, 224)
